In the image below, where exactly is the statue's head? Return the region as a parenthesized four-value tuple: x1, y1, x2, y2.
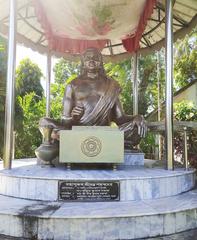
(80, 48, 105, 76)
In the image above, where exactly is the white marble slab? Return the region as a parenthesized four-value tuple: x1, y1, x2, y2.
(0, 159, 195, 201)
(0, 189, 197, 239)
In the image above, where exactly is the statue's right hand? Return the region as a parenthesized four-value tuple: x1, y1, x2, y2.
(71, 106, 84, 121)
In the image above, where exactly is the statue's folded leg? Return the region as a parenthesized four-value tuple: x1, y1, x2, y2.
(119, 121, 141, 150)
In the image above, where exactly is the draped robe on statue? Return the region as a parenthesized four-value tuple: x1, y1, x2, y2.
(37, 47, 146, 166)
(73, 77, 120, 126)
(40, 76, 141, 149)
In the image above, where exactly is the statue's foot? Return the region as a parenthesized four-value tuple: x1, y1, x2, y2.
(124, 144, 141, 153)
(124, 139, 142, 153)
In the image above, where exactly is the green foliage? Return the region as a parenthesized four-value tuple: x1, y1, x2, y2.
(138, 52, 164, 156)
(15, 93, 45, 158)
(140, 132, 158, 159)
(0, 36, 7, 159)
(14, 58, 81, 158)
(138, 52, 164, 115)
(0, 37, 7, 77)
(14, 58, 44, 158)
(174, 29, 197, 89)
(16, 58, 43, 97)
(50, 83, 65, 119)
(174, 101, 197, 121)
(104, 60, 133, 114)
(174, 101, 197, 168)
(53, 58, 80, 84)
(104, 51, 166, 117)
(50, 59, 80, 119)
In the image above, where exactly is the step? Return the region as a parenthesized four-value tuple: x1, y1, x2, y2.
(0, 188, 197, 239)
(0, 159, 195, 201)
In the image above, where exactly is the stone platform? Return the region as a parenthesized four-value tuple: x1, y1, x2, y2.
(0, 159, 196, 240)
(0, 159, 195, 201)
(0, 188, 197, 239)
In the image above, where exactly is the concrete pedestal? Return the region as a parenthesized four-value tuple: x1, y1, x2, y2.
(0, 159, 196, 240)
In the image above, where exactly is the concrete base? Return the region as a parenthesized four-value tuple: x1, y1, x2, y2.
(0, 159, 196, 240)
(0, 189, 197, 239)
(0, 159, 195, 201)
(1, 228, 197, 240)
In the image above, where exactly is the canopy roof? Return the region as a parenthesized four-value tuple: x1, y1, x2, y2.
(0, 0, 196, 61)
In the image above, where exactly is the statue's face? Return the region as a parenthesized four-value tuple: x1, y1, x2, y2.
(83, 49, 102, 73)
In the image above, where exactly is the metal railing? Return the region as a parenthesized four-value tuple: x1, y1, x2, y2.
(147, 121, 197, 170)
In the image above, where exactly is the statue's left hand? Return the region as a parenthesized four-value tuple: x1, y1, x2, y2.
(133, 115, 147, 138)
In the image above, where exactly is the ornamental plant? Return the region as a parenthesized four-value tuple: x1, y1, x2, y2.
(174, 101, 197, 169)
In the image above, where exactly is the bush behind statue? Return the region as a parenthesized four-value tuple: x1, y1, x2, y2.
(174, 101, 197, 169)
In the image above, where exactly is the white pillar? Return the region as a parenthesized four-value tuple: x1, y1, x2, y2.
(132, 52, 138, 115)
(46, 52, 51, 117)
(165, 0, 174, 170)
(3, 0, 17, 169)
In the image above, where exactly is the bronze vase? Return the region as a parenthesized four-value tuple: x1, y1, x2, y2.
(35, 127, 59, 165)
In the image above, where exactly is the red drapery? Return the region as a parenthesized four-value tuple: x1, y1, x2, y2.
(122, 0, 156, 53)
(33, 0, 156, 54)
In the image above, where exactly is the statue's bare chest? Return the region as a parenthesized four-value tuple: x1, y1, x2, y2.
(73, 80, 105, 101)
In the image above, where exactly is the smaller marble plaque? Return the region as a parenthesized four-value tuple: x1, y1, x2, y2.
(58, 181, 120, 201)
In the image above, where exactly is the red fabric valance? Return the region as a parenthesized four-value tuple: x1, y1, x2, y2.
(122, 0, 156, 53)
(33, 0, 156, 54)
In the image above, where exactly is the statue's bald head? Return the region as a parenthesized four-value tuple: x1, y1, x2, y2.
(80, 48, 105, 76)
(81, 47, 103, 63)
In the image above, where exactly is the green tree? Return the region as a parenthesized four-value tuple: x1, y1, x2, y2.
(16, 58, 43, 98)
(174, 101, 197, 168)
(174, 29, 197, 89)
(15, 93, 45, 158)
(15, 58, 44, 158)
(50, 59, 80, 119)
(50, 82, 65, 119)
(138, 53, 157, 115)
(104, 52, 165, 117)
(104, 60, 133, 114)
(53, 58, 80, 84)
(0, 36, 7, 159)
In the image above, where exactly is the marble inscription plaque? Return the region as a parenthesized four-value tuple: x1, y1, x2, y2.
(60, 128, 124, 163)
(58, 181, 120, 201)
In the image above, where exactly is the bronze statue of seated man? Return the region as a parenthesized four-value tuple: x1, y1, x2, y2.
(37, 48, 146, 164)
